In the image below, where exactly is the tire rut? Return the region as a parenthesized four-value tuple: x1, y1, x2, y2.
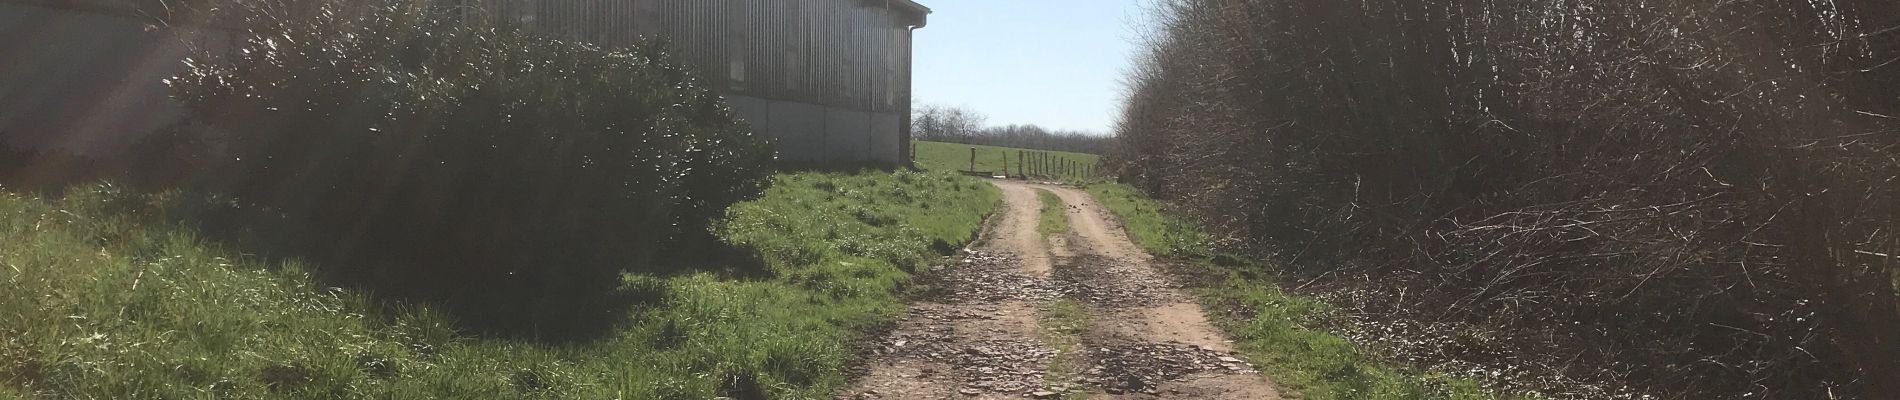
(846, 182, 1062, 400)
(845, 181, 1281, 400)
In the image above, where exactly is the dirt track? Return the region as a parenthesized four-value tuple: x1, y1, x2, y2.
(845, 180, 1281, 399)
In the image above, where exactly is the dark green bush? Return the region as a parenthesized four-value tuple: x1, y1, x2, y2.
(0, 142, 29, 180)
(155, 0, 775, 336)
(0, 144, 111, 192)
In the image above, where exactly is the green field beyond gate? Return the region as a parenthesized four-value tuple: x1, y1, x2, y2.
(912, 141, 1102, 181)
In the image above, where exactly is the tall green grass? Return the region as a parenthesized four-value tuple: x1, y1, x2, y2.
(1081, 182, 1505, 400)
(0, 170, 999, 399)
(913, 141, 1100, 180)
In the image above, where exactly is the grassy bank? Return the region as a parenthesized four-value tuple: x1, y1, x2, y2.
(0, 171, 999, 399)
(913, 141, 1100, 180)
(1082, 183, 1500, 400)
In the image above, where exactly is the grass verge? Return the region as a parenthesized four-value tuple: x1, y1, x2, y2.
(1037, 298, 1090, 399)
(913, 141, 1100, 180)
(0, 170, 1000, 399)
(1081, 182, 1503, 400)
(1036, 189, 1070, 237)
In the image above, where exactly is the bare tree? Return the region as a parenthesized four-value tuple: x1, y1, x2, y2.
(1109, 0, 1900, 397)
(912, 103, 988, 144)
(913, 103, 1112, 154)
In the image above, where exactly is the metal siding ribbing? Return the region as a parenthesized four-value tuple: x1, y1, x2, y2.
(473, 0, 919, 161)
(2, 0, 918, 161)
(183, 0, 921, 117)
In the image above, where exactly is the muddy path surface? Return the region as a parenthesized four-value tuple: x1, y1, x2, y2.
(844, 181, 1282, 399)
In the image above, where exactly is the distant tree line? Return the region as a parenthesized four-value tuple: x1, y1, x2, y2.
(1110, 0, 1898, 398)
(913, 103, 1109, 154)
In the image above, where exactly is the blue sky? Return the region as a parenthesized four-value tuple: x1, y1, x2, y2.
(911, 0, 1155, 135)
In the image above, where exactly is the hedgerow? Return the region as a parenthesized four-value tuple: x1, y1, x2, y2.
(1111, 1, 1899, 398)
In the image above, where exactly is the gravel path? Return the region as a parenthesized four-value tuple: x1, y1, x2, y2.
(845, 181, 1282, 399)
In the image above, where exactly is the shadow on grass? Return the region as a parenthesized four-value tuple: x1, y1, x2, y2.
(0, 150, 738, 343)
(170, 200, 778, 344)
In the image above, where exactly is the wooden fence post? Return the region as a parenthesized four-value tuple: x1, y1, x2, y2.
(969, 147, 976, 172)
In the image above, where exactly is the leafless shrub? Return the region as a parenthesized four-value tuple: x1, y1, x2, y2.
(1109, 0, 1900, 397)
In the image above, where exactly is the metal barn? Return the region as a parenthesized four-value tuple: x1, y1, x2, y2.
(474, 0, 932, 163)
(0, 0, 930, 164)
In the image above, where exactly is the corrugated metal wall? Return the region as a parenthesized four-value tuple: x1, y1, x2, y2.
(1, 0, 924, 162)
(487, 0, 917, 115)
